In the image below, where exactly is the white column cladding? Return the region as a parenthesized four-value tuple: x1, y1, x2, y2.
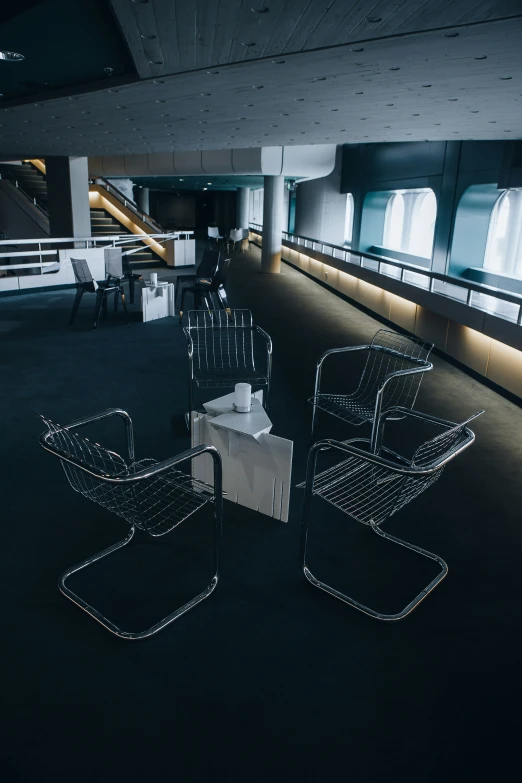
(236, 187, 250, 228)
(261, 175, 284, 274)
(136, 186, 150, 214)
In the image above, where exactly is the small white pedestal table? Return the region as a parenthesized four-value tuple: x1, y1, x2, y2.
(141, 278, 176, 321)
(191, 392, 293, 522)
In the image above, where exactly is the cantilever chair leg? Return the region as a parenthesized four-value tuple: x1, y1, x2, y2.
(93, 290, 104, 331)
(120, 288, 128, 323)
(60, 520, 220, 640)
(301, 509, 448, 621)
(69, 288, 84, 325)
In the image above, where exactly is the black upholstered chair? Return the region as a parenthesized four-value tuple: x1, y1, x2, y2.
(69, 257, 127, 331)
(179, 257, 231, 322)
(176, 249, 220, 310)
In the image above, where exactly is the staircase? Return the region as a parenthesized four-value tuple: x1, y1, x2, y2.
(89, 209, 161, 269)
(0, 162, 48, 210)
(0, 161, 165, 270)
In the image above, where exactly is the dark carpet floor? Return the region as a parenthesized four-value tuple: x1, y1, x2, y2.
(1, 245, 520, 781)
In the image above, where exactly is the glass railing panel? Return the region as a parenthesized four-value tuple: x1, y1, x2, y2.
(380, 263, 402, 279)
(361, 258, 379, 272)
(403, 270, 430, 290)
(432, 280, 468, 302)
(470, 292, 520, 323)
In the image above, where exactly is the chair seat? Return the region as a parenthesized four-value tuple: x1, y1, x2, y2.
(309, 393, 375, 426)
(194, 368, 268, 388)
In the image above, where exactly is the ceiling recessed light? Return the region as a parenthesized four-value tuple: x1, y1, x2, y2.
(241, 41, 256, 47)
(388, 66, 400, 71)
(179, 178, 184, 181)
(141, 33, 157, 40)
(367, 16, 382, 22)
(203, 187, 208, 190)
(421, 84, 432, 88)
(474, 55, 487, 60)
(272, 59, 285, 64)
(251, 6, 268, 12)
(448, 98, 458, 101)
(351, 47, 364, 52)
(444, 31, 459, 37)
(207, 70, 220, 75)
(500, 76, 512, 80)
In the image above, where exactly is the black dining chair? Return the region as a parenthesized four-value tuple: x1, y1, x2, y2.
(69, 257, 127, 331)
(179, 257, 231, 323)
(176, 249, 220, 310)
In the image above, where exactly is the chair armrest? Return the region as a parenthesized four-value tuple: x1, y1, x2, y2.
(371, 408, 483, 465)
(183, 326, 194, 357)
(255, 325, 272, 354)
(40, 407, 135, 463)
(314, 344, 372, 397)
(378, 361, 433, 391)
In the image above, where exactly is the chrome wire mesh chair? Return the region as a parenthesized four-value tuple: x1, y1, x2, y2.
(69, 257, 127, 331)
(311, 329, 434, 451)
(300, 407, 483, 621)
(183, 309, 272, 422)
(39, 408, 223, 640)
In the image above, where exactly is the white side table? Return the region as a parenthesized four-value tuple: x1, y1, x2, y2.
(191, 392, 293, 522)
(141, 279, 176, 321)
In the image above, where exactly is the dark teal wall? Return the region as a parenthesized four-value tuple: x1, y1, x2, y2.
(341, 140, 522, 279)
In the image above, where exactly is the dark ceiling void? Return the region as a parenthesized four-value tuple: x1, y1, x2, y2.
(0, 0, 135, 101)
(129, 175, 282, 192)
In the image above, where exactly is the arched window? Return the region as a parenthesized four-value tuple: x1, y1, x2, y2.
(382, 188, 437, 259)
(383, 192, 404, 251)
(484, 190, 522, 278)
(409, 191, 437, 258)
(344, 194, 354, 245)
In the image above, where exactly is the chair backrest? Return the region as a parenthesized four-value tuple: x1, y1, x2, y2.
(241, 229, 250, 239)
(208, 226, 220, 239)
(71, 258, 94, 286)
(315, 412, 480, 527)
(230, 229, 243, 242)
(214, 257, 231, 287)
(197, 249, 220, 277)
(39, 415, 134, 524)
(356, 329, 433, 411)
(39, 416, 211, 536)
(187, 309, 258, 374)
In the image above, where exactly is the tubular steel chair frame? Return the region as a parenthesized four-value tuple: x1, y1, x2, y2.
(39, 408, 223, 640)
(183, 309, 272, 424)
(301, 407, 481, 621)
(311, 329, 433, 452)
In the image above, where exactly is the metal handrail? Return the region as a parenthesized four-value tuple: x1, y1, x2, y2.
(0, 173, 49, 218)
(92, 176, 164, 233)
(249, 224, 522, 325)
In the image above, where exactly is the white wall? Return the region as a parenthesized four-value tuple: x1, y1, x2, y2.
(294, 145, 346, 246)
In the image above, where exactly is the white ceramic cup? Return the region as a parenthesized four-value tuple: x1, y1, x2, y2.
(233, 383, 252, 413)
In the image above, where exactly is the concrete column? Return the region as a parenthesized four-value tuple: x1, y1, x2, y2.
(46, 157, 91, 238)
(261, 175, 284, 274)
(236, 187, 250, 228)
(136, 186, 150, 214)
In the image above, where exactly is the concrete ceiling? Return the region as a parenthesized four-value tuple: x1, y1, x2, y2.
(0, 3, 521, 157)
(110, 0, 522, 79)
